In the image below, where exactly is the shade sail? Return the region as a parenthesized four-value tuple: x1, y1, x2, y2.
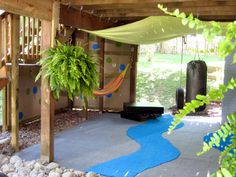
(81, 16, 198, 45)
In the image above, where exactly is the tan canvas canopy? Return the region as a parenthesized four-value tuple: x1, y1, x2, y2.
(82, 16, 198, 45)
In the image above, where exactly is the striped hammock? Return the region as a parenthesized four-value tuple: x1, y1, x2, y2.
(0, 66, 9, 90)
(93, 63, 130, 96)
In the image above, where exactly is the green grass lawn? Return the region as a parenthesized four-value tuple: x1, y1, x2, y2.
(136, 53, 224, 109)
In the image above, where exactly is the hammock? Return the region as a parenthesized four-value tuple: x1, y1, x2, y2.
(0, 66, 9, 90)
(93, 63, 130, 96)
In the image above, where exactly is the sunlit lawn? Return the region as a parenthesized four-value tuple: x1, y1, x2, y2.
(137, 53, 224, 109)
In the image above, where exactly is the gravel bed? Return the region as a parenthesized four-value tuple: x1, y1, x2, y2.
(0, 110, 99, 155)
(0, 154, 103, 177)
(0, 111, 103, 177)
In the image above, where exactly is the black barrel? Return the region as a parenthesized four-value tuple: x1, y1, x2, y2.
(176, 87, 185, 109)
(186, 60, 207, 111)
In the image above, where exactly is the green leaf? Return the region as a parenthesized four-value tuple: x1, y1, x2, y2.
(233, 54, 236, 63)
(188, 20, 195, 28)
(181, 18, 188, 26)
(221, 168, 233, 177)
(173, 9, 180, 16)
(216, 171, 223, 177)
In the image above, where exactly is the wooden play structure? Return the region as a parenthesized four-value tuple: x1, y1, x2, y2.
(0, 0, 235, 163)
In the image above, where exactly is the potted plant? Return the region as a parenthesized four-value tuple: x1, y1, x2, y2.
(36, 42, 99, 104)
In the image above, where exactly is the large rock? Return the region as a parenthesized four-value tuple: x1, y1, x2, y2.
(48, 171, 61, 177)
(34, 162, 43, 171)
(86, 172, 97, 177)
(46, 162, 59, 170)
(1, 163, 15, 174)
(0, 154, 9, 166)
(74, 170, 85, 177)
(10, 156, 22, 164)
(24, 160, 36, 170)
(62, 171, 76, 177)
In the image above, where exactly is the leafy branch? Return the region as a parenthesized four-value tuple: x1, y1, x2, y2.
(158, 4, 236, 177)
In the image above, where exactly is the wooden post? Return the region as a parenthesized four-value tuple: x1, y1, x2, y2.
(0, 17, 2, 65)
(130, 45, 138, 103)
(10, 14, 20, 151)
(40, 1, 59, 162)
(98, 38, 104, 113)
(0, 17, 7, 132)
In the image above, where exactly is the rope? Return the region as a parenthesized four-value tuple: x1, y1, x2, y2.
(180, 36, 185, 87)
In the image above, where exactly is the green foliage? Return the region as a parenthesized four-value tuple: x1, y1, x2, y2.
(36, 42, 99, 102)
(158, 4, 236, 177)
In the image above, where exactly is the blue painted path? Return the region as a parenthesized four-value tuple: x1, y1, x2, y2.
(88, 114, 184, 177)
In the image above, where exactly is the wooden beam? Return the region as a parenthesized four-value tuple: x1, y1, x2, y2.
(77, 1, 236, 10)
(130, 45, 138, 103)
(59, 4, 114, 30)
(98, 38, 104, 113)
(40, 1, 59, 163)
(61, 0, 197, 6)
(0, 0, 52, 21)
(10, 14, 20, 152)
(93, 6, 236, 18)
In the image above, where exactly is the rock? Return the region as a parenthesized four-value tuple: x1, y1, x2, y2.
(46, 162, 59, 170)
(17, 171, 29, 177)
(37, 173, 45, 177)
(0, 154, 9, 166)
(48, 171, 60, 177)
(1, 163, 15, 174)
(86, 172, 97, 177)
(34, 162, 43, 171)
(10, 156, 22, 164)
(24, 160, 36, 170)
(55, 167, 63, 174)
(30, 169, 39, 177)
(16, 166, 31, 174)
(74, 170, 85, 177)
(62, 172, 76, 177)
(14, 160, 24, 170)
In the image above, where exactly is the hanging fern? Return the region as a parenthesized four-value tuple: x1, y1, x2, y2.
(36, 42, 99, 101)
(158, 4, 236, 177)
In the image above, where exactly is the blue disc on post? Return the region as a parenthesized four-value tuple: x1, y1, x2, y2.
(32, 86, 38, 94)
(106, 93, 113, 98)
(19, 112, 24, 120)
(119, 64, 126, 71)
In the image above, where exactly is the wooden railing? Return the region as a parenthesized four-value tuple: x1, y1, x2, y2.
(0, 13, 42, 64)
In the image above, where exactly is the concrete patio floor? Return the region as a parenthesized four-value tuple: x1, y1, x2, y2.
(18, 113, 221, 177)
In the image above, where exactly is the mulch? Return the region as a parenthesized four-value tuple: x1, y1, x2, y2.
(169, 101, 222, 117)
